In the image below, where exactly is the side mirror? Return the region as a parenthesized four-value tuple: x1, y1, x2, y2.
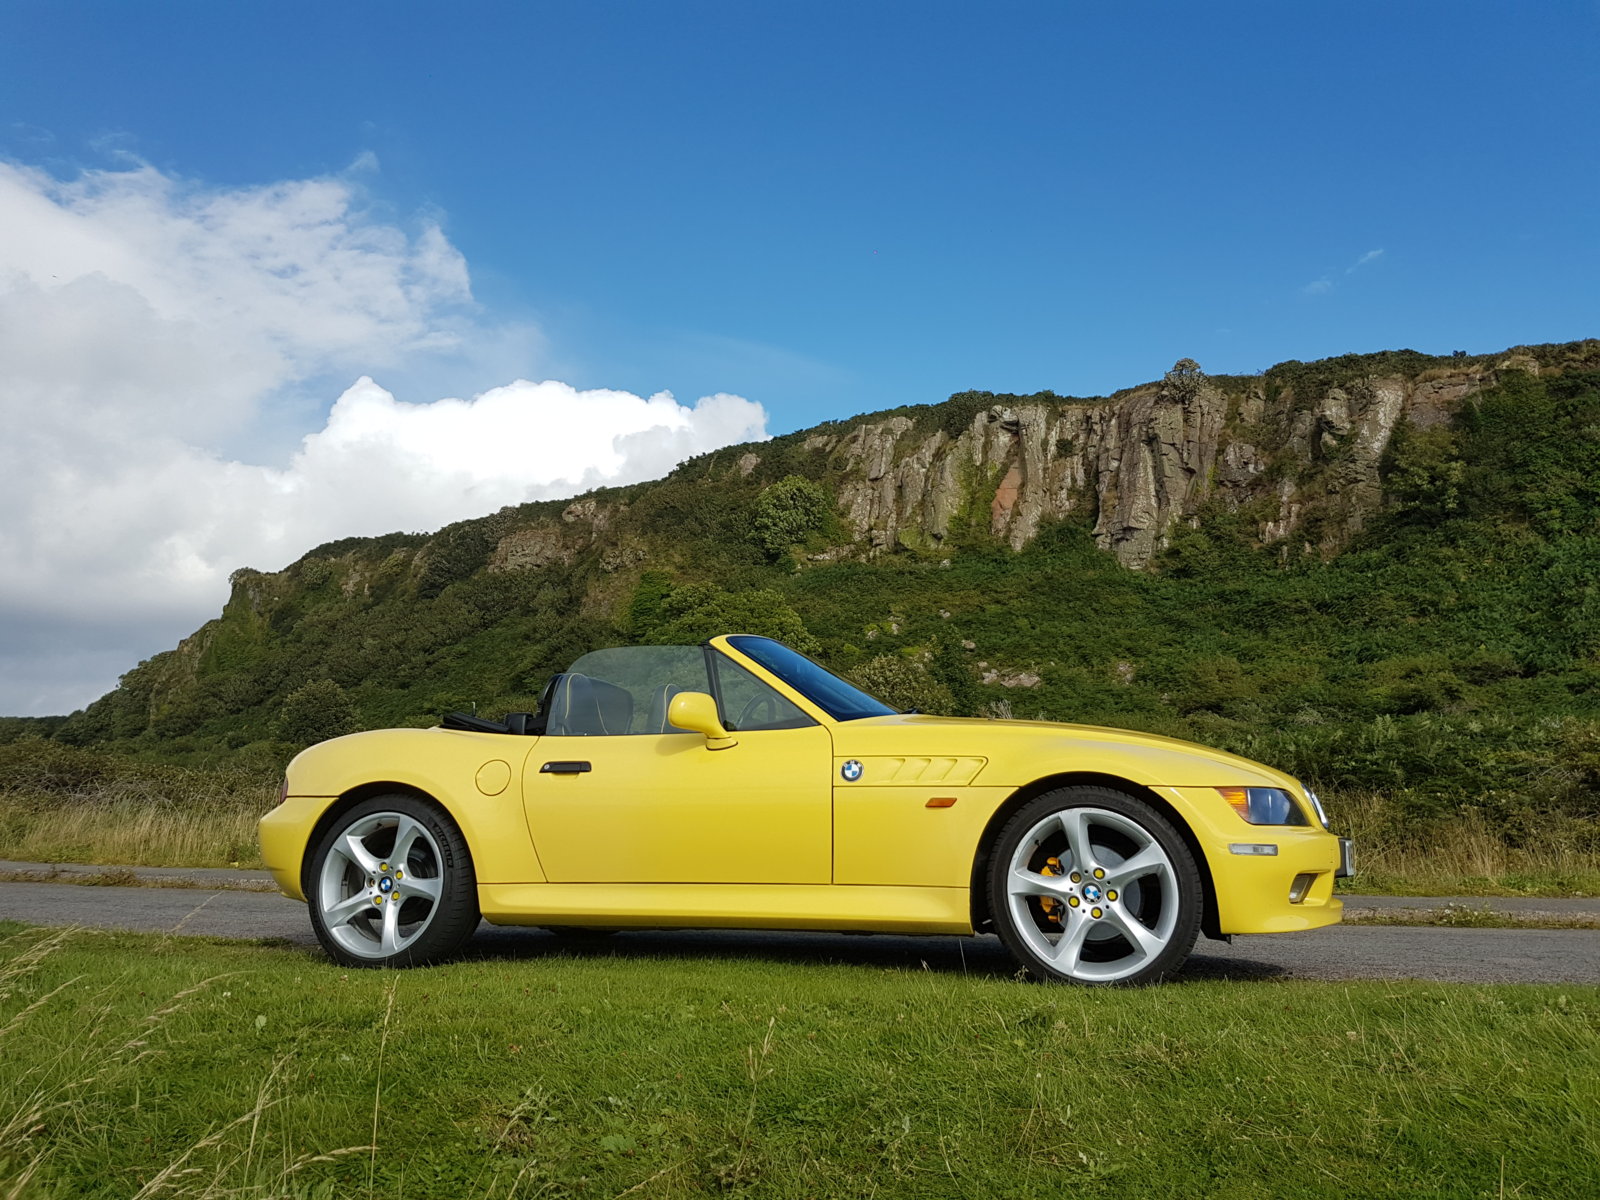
(667, 691, 738, 750)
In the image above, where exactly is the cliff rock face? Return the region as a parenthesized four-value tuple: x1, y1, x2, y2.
(816, 356, 1533, 566)
(234, 342, 1582, 603)
(459, 346, 1595, 575)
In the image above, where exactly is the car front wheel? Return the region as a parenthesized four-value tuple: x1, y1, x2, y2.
(307, 795, 479, 968)
(989, 786, 1202, 985)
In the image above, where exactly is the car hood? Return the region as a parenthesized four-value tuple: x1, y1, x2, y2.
(826, 713, 1301, 790)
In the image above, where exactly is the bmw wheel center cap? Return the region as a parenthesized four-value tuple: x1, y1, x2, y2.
(1083, 883, 1102, 902)
(840, 759, 863, 782)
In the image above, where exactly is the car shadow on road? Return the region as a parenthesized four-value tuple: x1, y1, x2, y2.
(424, 926, 1290, 984)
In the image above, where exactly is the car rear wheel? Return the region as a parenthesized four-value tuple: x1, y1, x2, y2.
(307, 794, 479, 968)
(988, 786, 1201, 985)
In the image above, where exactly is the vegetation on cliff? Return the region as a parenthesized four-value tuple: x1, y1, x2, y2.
(2, 343, 1597, 881)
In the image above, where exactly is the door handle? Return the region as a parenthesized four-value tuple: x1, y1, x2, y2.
(540, 760, 592, 774)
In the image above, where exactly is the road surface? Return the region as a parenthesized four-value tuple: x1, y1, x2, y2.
(2, 879, 1597, 983)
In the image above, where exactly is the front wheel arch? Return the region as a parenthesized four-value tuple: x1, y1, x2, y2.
(299, 782, 461, 901)
(987, 784, 1203, 984)
(969, 772, 1220, 941)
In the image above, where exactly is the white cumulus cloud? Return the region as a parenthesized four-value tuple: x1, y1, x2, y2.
(0, 160, 768, 715)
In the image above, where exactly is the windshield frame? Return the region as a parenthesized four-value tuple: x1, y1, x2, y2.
(721, 635, 897, 722)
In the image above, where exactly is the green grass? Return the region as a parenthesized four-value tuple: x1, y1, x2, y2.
(2, 923, 1598, 1198)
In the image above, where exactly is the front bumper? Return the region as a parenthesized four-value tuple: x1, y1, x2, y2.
(1160, 787, 1350, 935)
(258, 795, 337, 902)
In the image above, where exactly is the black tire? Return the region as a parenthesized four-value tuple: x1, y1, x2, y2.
(306, 793, 479, 968)
(987, 785, 1201, 986)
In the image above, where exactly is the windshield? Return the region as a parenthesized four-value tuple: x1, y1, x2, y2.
(726, 636, 897, 721)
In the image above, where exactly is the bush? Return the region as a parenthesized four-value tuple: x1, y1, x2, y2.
(638, 583, 821, 654)
(851, 656, 955, 715)
(274, 680, 358, 747)
(750, 476, 833, 560)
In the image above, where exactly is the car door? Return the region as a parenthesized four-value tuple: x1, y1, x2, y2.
(521, 647, 834, 884)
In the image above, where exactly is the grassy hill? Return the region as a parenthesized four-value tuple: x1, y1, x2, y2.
(3, 342, 1598, 886)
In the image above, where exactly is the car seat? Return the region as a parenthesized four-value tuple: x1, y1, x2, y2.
(644, 684, 684, 733)
(543, 673, 635, 735)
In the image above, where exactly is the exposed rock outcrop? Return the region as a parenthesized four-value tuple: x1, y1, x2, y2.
(291, 343, 1599, 594)
(799, 347, 1590, 566)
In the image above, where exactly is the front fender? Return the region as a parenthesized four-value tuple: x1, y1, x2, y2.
(262, 728, 546, 895)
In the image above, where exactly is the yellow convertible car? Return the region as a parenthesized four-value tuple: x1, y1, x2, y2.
(260, 635, 1352, 984)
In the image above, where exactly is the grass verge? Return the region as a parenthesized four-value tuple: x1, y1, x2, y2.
(1343, 905, 1600, 930)
(0, 865, 277, 891)
(1, 922, 1597, 1198)
(1329, 791, 1600, 898)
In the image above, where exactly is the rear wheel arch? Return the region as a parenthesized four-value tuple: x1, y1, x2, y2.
(969, 772, 1220, 940)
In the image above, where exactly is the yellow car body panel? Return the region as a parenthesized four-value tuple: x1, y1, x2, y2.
(823, 711, 1341, 931)
(522, 725, 833, 884)
(262, 727, 547, 899)
(261, 634, 1347, 940)
(478, 882, 970, 933)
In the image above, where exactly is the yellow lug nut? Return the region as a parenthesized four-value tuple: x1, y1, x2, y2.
(1068, 896, 1080, 908)
(1091, 907, 1103, 918)
(372, 896, 382, 906)
(1093, 868, 1105, 879)
(1107, 889, 1118, 901)
(395, 870, 404, 880)
(380, 863, 390, 872)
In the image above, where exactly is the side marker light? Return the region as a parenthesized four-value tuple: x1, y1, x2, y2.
(1229, 843, 1279, 856)
(925, 797, 958, 808)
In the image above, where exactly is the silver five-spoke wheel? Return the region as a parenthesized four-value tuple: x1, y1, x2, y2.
(307, 795, 478, 968)
(990, 787, 1201, 985)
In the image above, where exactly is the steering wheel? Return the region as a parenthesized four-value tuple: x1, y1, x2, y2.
(734, 692, 780, 731)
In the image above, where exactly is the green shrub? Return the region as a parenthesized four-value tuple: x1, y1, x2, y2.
(646, 585, 820, 655)
(750, 476, 833, 560)
(274, 680, 358, 747)
(851, 655, 956, 715)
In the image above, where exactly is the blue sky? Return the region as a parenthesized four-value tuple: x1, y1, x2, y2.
(7, 1, 1595, 430)
(0, 1, 1596, 715)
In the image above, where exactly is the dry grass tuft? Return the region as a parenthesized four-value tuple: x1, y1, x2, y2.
(1331, 790, 1600, 896)
(0, 792, 274, 869)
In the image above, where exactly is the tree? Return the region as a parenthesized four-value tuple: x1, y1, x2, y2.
(750, 476, 832, 560)
(275, 680, 359, 746)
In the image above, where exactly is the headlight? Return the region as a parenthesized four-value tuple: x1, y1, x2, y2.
(1304, 788, 1330, 829)
(1217, 787, 1309, 826)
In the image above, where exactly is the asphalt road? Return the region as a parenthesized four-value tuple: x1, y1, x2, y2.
(3, 880, 1598, 983)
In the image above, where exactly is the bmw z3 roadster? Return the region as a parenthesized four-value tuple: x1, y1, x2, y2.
(259, 635, 1353, 984)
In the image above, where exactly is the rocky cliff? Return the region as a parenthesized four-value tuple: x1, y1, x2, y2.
(551, 341, 1596, 571)
(228, 340, 1600, 600)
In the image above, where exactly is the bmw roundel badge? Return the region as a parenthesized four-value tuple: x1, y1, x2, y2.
(840, 759, 864, 782)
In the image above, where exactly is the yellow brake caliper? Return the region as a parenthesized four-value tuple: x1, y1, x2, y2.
(1039, 855, 1063, 924)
